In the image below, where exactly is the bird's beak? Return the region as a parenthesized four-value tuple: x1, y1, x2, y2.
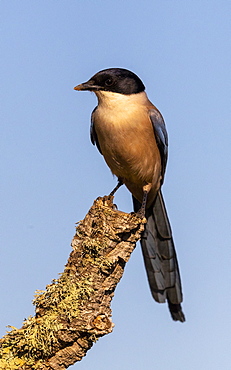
(74, 80, 99, 91)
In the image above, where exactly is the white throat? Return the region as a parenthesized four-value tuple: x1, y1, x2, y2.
(94, 90, 149, 110)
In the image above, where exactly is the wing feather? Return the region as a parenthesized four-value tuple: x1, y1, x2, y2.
(149, 109, 168, 182)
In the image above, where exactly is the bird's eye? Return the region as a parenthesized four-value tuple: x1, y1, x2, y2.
(105, 78, 113, 86)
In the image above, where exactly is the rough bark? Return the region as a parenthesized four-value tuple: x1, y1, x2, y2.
(0, 196, 145, 370)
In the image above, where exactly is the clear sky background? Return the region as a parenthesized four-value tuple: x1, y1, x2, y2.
(1, 1, 231, 369)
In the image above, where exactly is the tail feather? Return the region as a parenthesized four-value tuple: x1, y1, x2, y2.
(133, 190, 185, 322)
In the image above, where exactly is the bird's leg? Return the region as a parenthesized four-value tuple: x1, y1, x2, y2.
(136, 183, 152, 218)
(109, 178, 124, 196)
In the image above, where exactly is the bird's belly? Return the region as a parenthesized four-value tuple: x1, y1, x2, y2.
(102, 134, 158, 183)
(94, 109, 162, 202)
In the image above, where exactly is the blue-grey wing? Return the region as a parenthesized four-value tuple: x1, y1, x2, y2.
(149, 109, 168, 182)
(90, 107, 102, 154)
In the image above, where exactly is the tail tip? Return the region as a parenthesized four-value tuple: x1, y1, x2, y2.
(168, 301, 186, 322)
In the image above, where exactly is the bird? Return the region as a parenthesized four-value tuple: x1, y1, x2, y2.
(74, 68, 185, 322)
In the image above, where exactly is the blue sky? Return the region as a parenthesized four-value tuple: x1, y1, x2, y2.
(1, 1, 231, 369)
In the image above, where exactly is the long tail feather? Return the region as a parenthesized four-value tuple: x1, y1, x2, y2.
(133, 190, 185, 322)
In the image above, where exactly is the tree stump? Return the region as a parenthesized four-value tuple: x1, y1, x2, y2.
(0, 196, 145, 370)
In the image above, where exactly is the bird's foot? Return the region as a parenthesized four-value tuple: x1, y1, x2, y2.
(136, 208, 146, 219)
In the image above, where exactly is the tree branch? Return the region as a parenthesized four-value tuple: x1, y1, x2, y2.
(0, 196, 145, 370)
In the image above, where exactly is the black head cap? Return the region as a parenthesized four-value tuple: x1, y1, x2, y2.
(74, 68, 145, 95)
